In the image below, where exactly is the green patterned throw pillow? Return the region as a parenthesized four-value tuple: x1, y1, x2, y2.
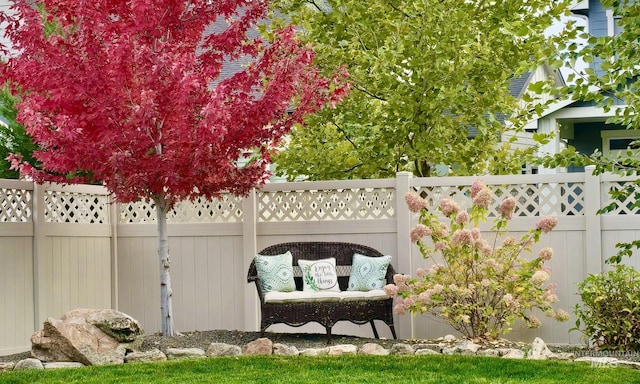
(298, 258, 340, 292)
(347, 253, 392, 291)
(255, 251, 296, 292)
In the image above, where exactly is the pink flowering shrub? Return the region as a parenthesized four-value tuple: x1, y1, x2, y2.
(388, 180, 568, 339)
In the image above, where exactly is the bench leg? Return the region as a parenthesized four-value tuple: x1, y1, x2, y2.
(326, 326, 332, 344)
(389, 323, 397, 339)
(370, 320, 380, 339)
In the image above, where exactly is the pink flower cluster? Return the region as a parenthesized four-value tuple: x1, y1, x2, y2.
(499, 197, 516, 219)
(471, 181, 493, 209)
(502, 293, 519, 309)
(405, 192, 429, 213)
(451, 228, 473, 246)
(536, 216, 558, 233)
(470, 179, 485, 199)
(440, 197, 460, 216)
(538, 247, 553, 261)
(530, 270, 551, 285)
(410, 224, 432, 243)
(456, 210, 470, 224)
(384, 284, 399, 298)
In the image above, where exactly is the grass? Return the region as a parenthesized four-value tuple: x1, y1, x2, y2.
(2, 355, 640, 384)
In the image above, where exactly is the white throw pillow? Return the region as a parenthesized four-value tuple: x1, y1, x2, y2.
(298, 258, 340, 292)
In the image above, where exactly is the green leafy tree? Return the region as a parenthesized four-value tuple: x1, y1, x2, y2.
(0, 85, 37, 179)
(542, 1, 640, 263)
(269, 0, 575, 180)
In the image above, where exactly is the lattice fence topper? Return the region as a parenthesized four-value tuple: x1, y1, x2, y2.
(414, 181, 585, 217)
(258, 188, 395, 222)
(601, 180, 640, 215)
(45, 190, 109, 223)
(0, 187, 32, 222)
(119, 195, 243, 223)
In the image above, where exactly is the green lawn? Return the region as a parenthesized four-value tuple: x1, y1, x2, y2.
(2, 355, 640, 384)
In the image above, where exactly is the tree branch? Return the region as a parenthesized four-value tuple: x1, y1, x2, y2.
(306, 0, 325, 13)
(352, 84, 387, 101)
(386, 1, 412, 19)
(331, 121, 358, 149)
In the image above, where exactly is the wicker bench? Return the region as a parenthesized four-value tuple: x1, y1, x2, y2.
(247, 242, 398, 343)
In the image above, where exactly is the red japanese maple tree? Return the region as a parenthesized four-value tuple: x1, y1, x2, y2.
(1, 0, 347, 335)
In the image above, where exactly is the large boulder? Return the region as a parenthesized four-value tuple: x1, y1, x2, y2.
(31, 308, 143, 366)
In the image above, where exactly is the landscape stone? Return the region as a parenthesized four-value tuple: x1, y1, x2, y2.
(415, 348, 440, 355)
(80, 309, 143, 343)
(574, 356, 619, 367)
(242, 338, 273, 356)
(390, 343, 414, 355)
(549, 352, 575, 361)
(273, 343, 299, 356)
(124, 349, 167, 363)
(477, 349, 501, 357)
(617, 360, 640, 370)
(207, 343, 242, 357)
(31, 308, 143, 366)
(442, 339, 481, 355)
(411, 343, 442, 351)
(443, 335, 457, 342)
(0, 362, 15, 372)
(502, 348, 526, 359)
(528, 337, 554, 360)
(165, 348, 206, 360)
(358, 343, 389, 355)
(299, 347, 329, 356)
(328, 344, 357, 355)
(14, 358, 44, 370)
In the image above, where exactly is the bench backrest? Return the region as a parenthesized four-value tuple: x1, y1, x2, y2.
(248, 242, 396, 291)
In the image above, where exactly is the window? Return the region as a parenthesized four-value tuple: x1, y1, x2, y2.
(601, 130, 640, 158)
(606, 9, 623, 37)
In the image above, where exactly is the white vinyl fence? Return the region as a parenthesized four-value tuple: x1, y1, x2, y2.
(1, 166, 639, 355)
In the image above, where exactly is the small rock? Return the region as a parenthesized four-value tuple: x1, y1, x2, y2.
(299, 347, 329, 356)
(502, 349, 526, 359)
(528, 337, 553, 360)
(574, 357, 619, 367)
(477, 349, 501, 357)
(415, 348, 440, 355)
(441, 346, 457, 355)
(411, 343, 441, 351)
(0, 362, 15, 372)
(390, 343, 414, 355)
(443, 334, 457, 342)
(206, 343, 242, 357)
(44, 362, 85, 369)
(328, 344, 357, 355)
(358, 343, 389, 356)
(125, 349, 167, 363)
(617, 360, 640, 370)
(165, 348, 206, 360)
(273, 343, 299, 356)
(14, 358, 44, 370)
(242, 338, 273, 356)
(549, 352, 575, 361)
(442, 339, 481, 355)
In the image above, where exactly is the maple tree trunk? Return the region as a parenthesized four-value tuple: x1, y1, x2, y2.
(155, 196, 176, 336)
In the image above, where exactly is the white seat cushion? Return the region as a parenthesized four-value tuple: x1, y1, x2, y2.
(265, 290, 388, 304)
(265, 291, 341, 303)
(339, 291, 367, 301)
(364, 289, 389, 301)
